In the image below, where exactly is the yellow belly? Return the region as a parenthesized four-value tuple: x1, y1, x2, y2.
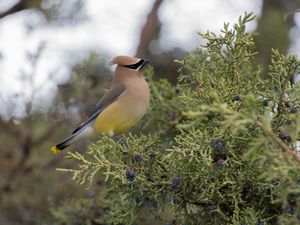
(93, 101, 144, 135)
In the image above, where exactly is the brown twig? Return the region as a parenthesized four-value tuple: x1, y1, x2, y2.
(256, 121, 300, 163)
(2, 135, 32, 190)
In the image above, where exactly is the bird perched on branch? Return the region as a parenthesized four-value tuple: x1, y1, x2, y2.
(51, 55, 150, 154)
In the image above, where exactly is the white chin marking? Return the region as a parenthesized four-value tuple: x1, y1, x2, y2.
(108, 130, 114, 137)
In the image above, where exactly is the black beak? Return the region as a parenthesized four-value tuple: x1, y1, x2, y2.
(138, 59, 150, 71)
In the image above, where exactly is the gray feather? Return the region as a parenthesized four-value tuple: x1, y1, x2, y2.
(71, 84, 126, 134)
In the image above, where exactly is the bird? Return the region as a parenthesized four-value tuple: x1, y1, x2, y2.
(51, 55, 150, 154)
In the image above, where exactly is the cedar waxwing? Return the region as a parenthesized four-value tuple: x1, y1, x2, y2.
(51, 55, 150, 154)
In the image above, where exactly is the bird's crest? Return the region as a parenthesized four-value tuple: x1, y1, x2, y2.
(109, 55, 140, 66)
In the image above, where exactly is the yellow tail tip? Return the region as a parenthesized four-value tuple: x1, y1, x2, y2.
(51, 146, 61, 154)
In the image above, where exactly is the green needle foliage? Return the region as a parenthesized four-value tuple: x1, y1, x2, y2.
(55, 13, 300, 225)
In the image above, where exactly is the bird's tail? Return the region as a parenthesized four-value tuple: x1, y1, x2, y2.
(51, 134, 76, 154)
(51, 126, 94, 154)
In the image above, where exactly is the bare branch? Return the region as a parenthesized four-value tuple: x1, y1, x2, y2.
(135, 0, 164, 58)
(0, 0, 27, 19)
(256, 121, 300, 163)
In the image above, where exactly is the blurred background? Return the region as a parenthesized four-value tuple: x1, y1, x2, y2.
(0, 0, 300, 224)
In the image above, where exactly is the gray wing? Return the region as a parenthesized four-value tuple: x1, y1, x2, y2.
(71, 84, 126, 134)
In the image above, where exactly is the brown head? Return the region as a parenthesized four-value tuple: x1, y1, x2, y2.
(109, 55, 150, 72)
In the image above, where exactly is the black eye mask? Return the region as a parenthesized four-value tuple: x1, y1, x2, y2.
(123, 59, 144, 70)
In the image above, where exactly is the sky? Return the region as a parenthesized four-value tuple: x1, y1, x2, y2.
(0, 0, 299, 118)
